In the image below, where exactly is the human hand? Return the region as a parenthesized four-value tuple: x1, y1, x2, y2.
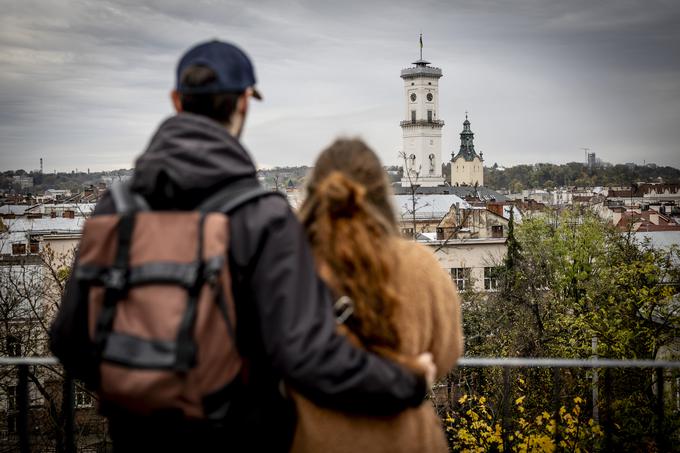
(415, 352, 436, 389)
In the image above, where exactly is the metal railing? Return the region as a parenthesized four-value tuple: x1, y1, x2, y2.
(399, 119, 444, 128)
(451, 357, 680, 452)
(1, 356, 679, 452)
(400, 66, 443, 78)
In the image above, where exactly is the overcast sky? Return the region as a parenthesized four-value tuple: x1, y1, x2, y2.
(1, 0, 679, 172)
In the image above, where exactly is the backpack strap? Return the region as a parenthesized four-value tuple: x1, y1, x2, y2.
(174, 212, 207, 372)
(94, 212, 136, 355)
(198, 179, 283, 214)
(94, 181, 148, 359)
(110, 181, 150, 214)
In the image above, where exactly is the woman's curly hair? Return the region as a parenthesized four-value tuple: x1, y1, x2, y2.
(299, 138, 402, 351)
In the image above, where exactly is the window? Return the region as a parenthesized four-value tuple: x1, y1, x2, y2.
(411, 110, 416, 122)
(75, 387, 94, 408)
(450, 268, 470, 290)
(427, 110, 433, 122)
(7, 413, 17, 433)
(6, 385, 18, 411)
(484, 267, 503, 291)
(11, 243, 26, 255)
(491, 225, 504, 238)
(401, 227, 414, 238)
(29, 239, 39, 254)
(7, 336, 21, 357)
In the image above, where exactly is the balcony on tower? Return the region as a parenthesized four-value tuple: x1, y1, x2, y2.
(400, 119, 445, 128)
(400, 59, 443, 79)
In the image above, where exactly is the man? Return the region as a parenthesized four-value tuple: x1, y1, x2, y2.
(50, 40, 434, 452)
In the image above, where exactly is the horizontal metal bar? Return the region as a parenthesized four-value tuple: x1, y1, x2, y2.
(0, 357, 59, 366)
(2, 356, 679, 369)
(458, 357, 680, 369)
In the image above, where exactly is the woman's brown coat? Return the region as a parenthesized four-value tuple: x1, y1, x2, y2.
(290, 238, 464, 453)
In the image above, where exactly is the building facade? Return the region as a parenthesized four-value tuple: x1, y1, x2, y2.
(451, 114, 484, 187)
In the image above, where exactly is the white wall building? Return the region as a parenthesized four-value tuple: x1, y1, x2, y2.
(432, 239, 507, 292)
(399, 56, 446, 187)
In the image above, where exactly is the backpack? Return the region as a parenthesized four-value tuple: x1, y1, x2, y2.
(73, 179, 276, 420)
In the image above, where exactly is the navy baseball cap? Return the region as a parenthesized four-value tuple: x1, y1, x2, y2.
(176, 40, 262, 100)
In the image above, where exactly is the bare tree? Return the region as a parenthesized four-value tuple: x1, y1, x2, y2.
(0, 240, 108, 452)
(398, 151, 427, 240)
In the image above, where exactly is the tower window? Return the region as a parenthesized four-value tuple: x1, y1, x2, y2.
(427, 110, 432, 122)
(428, 82, 432, 85)
(411, 110, 416, 122)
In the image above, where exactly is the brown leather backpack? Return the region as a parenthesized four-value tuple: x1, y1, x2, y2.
(74, 180, 277, 420)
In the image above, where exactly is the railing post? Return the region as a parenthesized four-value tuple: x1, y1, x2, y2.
(552, 367, 561, 449)
(592, 336, 599, 424)
(502, 367, 510, 452)
(63, 373, 76, 453)
(17, 364, 30, 453)
(446, 373, 453, 411)
(656, 367, 665, 452)
(603, 368, 612, 452)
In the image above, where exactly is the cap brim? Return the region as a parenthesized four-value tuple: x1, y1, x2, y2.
(251, 87, 263, 101)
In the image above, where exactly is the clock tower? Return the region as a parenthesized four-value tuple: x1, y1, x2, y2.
(400, 40, 445, 188)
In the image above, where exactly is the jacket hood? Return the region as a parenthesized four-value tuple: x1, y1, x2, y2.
(131, 112, 257, 208)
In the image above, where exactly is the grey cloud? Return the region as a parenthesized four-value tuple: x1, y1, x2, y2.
(1, 0, 679, 172)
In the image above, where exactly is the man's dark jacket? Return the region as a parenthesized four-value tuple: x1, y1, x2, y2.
(50, 113, 426, 452)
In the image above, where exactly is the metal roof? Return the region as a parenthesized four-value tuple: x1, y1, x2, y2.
(3, 217, 86, 234)
(394, 194, 469, 220)
(0, 205, 30, 215)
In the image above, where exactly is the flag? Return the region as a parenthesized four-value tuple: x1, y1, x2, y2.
(419, 34, 423, 49)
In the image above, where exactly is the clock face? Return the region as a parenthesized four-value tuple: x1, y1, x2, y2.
(410, 93, 417, 102)
(427, 93, 433, 102)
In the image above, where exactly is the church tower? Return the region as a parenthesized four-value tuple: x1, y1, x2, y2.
(451, 114, 484, 186)
(400, 36, 445, 187)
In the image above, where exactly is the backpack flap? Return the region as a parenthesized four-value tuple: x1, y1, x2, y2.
(75, 211, 241, 418)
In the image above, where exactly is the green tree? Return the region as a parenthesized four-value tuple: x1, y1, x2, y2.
(457, 208, 680, 449)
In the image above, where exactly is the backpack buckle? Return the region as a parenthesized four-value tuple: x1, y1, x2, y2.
(104, 268, 127, 290)
(334, 296, 354, 325)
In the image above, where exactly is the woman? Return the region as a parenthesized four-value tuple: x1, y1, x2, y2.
(292, 138, 464, 453)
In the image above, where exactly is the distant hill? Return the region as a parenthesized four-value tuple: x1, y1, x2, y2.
(484, 162, 680, 192)
(0, 169, 133, 195)
(4, 162, 678, 196)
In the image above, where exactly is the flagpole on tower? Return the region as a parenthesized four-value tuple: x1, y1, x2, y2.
(419, 33, 423, 60)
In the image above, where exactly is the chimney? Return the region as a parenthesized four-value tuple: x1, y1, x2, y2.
(649, 213, 660, 225)
(612, 210, 622, 226)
